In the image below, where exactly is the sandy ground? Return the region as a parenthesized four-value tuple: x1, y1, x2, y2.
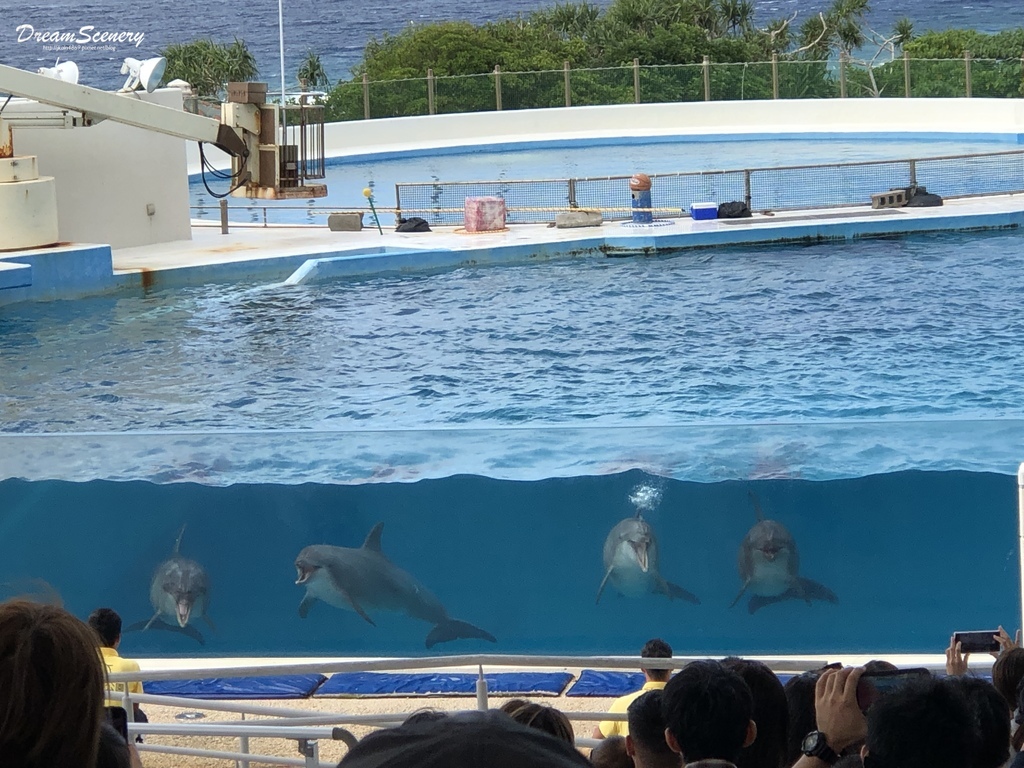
(135, 688, 618, 767)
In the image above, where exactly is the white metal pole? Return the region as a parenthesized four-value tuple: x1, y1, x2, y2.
(278, 0, 286, 144)
(1018, 462, 1024, 638)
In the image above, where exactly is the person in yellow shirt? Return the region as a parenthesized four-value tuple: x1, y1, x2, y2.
(594, 638, 674, 738)
(88, 608, 148, 730)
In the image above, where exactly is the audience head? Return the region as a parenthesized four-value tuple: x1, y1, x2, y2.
(993, 648, 1024, 711)
(948, 677, 1008, 768)
(641, 638, 674, 682)
(591, 735, 633, 768)
(721, 658, 788, 768)
(97, 722, 131, 768)
(627, 690, 681, 768)
(863, 676, 973, 768)
(87, 607, 123, 648)
(862, 660, 898, 674)
(402, 708, 449, 727)
(784, 670, 821, 766)
(336, 710, 592, 768)
(0, 600, 106, 768)
(500, 701, 575, 746)
(661, 660, 756, 764)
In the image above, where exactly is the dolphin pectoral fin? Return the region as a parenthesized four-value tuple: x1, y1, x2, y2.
(142, 611, 162, 631)
(298, 594, 317, 619)
(125, 617, 156, 634)
(796, 577, 839, 605)
(596, 566, 615, 604)
(345, 592, 376, 626)
(203, 614, 218, 633)
(729, 581, 750, 609)
(425, 619, 497, 649)
(658, 578, 701, 605)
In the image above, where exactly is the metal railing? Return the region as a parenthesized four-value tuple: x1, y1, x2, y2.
(395, 148, 1024, 226)
(322, 54, 1024, 121)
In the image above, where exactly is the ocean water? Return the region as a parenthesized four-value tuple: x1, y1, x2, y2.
(0, 0, 1016, 93)
(0, 469, 1015, 657)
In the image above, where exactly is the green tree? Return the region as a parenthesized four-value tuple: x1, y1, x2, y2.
(162, 38, 258, 99)
(297, 50, 329, 91)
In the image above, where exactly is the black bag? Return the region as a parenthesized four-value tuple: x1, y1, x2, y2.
(906, 192, 943, 207)
(396, 217, 432, 232)
(718, 201, 752, 219)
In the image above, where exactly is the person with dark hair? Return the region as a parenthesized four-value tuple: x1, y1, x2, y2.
(994, 648, 1024, 712)
(949, 677, 1009, 768)
(785, 671, 821, 766)
(336, 709, 593, 768)
(501, 700, 576, 746)
(861, 660, 897, 675)
(722, 658, 788, 768)
(626, 690, 681, 768)
(596, 638, 675, 738)
(661, 659, 757, 766)
(402, 708, 449, 726)
(87, 608, 148, 731)
(591, 735, 634, 768)
(0, 599, 106, 768)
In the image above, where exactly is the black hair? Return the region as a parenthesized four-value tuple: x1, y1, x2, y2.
(950, 677, 1009, 768)
(864, 677, 974, 768)
(784, 671, 818, 767)
(502, 702, 575, 746)
(862, 660, 898, 674)
(628, 690, 680, 768)
(642, 638, 673, 681)
(590, 735, 633, 768)
(87, 608, 122, 648)
(97, 722, 131, 768)
(722, 658, 788, 768)
(993, 648, 1024, 711)
(661, 660, 753, 763)
(402, 709, 449, 727)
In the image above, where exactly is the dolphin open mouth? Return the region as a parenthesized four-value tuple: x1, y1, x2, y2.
(630, 541, 649, 573)
(295, 564, 313, 585)
(759, 545, 783, 561)
(176, 600, 192, 627)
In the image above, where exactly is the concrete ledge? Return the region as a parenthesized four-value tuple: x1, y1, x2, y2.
(0, 260, 32, 290)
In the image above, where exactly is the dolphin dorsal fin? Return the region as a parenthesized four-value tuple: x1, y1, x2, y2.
(362, 522, 385, 552)
(747, 491, 765, 522)
(173, 524, 187, 555)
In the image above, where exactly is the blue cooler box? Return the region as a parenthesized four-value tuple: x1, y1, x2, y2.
(689, 202, 718, 220)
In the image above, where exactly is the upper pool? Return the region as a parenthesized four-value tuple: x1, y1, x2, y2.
(190, 135, 1022, 223)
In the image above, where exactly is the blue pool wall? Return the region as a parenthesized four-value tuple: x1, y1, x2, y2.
(0, 469, 1016, 658)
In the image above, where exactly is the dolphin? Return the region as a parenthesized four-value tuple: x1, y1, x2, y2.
(294, 522, 497, 649)
(596, 515, 700, 605)
(127, 524, 213, 644)
(730, 493, 838, 614)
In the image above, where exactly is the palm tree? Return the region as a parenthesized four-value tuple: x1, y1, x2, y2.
(297, 50, 329, 91)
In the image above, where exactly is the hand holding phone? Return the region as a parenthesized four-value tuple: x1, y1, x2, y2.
(952, 630, 1002, 654)
(854, 668, 930, 712)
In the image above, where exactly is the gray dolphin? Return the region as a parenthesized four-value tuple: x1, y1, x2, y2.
(294, 522, 497, 649)
(730, 492, 838, 614)
(596, 515, 700, 605)
(127, 524, 213, 644)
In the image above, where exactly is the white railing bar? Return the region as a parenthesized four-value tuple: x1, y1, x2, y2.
(124, 692, 318, 717)
(215, 711, 627, 728)
(108, 654, 826, 683)
(138, 743, 333, 768)
(131, 723, 342, 739)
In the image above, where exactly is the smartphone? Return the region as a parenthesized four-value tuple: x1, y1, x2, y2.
(856, 668, 931, 712)
(953, 630, 1002, 654)
(106, 706, 129, 743)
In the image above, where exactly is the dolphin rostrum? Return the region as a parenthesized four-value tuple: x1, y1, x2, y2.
(127, 524, 213, 644)
(730, 492, 838, 615)
(596, 515, 700, 605)
(294, 522, 497, 649)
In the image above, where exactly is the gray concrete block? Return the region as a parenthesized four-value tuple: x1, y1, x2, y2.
(555, 210, 603, 228)
(328, 213, 364, 231)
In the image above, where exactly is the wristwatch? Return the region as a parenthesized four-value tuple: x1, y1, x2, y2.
(801, 731, 840, 765)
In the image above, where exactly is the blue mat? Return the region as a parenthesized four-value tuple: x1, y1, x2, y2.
(144, 674, 326, 700)
(565, 670, 645, 697)
(316, 672, 574, 697)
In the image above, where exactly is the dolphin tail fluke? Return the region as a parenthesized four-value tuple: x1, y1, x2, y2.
(659, 578, 700, 605)
(796, 577, 839, 606)
(596, 566, 615, 604)
(425, 619, 497, 649)
(729, 581, 750, 609)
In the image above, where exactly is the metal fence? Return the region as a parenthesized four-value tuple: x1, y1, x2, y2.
(324, 54, 1024, 121)
(395, 148, 1024, 226)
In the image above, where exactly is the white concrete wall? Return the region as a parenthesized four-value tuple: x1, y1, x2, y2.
(11, 89, 192, 249)
(186, 98, 1024, 176)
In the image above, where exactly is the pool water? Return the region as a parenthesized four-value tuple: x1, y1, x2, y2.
(0, 469, 1014, 657)
(190, 136, 1022, 223)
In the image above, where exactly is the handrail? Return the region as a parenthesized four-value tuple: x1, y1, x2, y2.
(138, 743, 335, 768)
(107, 653, 828, 683)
